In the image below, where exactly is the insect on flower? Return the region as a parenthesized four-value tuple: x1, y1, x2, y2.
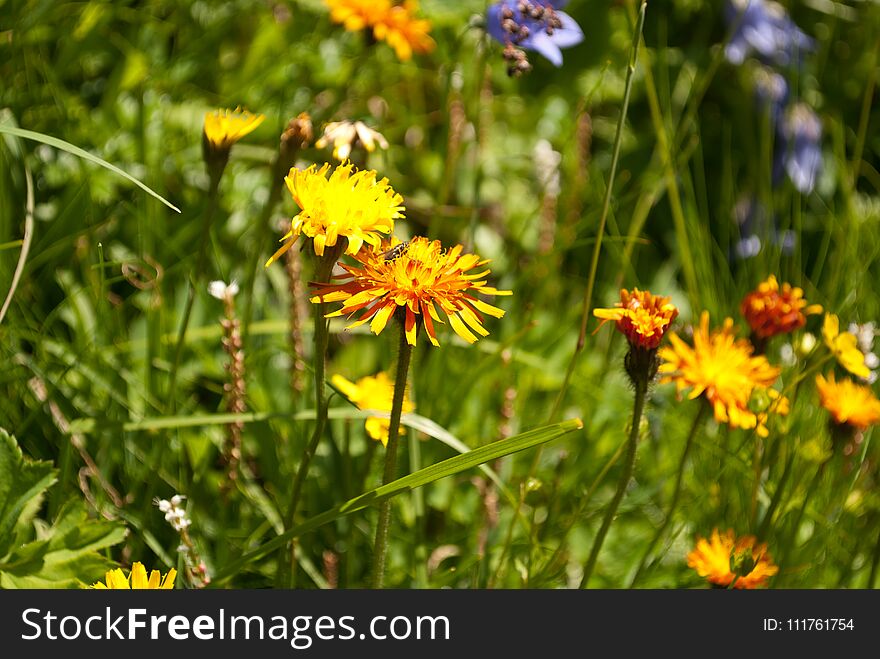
(380, 240, 411, 261)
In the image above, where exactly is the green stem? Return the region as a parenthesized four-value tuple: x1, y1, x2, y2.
(242, 159, 285, 341)
(167, 171, 222, 409)
(281, 256, 335, 587)
(490, 1, 647, 588)
(371, 322, 413, 589)
(867, 519, 880, 588)
(757, 448, 796, 540)
(580, 373, 648, 588)
(629, 402, 708, 587)
(549, 0, 647, 422)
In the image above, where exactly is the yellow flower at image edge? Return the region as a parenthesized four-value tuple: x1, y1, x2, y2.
(91, 562, 177, 589)
(311, 236, 511, 347)
(266, 162, 403, 265)
(594, 288, 678, 349)
(822, 314, 870, 379)
(687, 529, 778, 589)
(815, 373, 880, 430)
(332, 373, 414, 446)
(203, 107, 265, 151)
(658, 312, 787, 437)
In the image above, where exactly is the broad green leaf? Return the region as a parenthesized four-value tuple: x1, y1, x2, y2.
(212, 418, 583, 584)
(0, 429, 57, 557)
(0, 501, 126, 589)
(0, 125, 181, 213)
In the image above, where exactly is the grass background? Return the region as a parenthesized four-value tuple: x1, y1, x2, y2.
(1, 0, 879, 588)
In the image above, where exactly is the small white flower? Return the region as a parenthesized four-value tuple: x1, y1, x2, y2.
(208, 280, 239, 300)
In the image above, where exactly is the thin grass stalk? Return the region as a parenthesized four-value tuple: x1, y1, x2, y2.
(281, 255, 336, 586)
(168, 171, 222, 409)
(629, 402, 708, 587)
(580, 375, 648, 588)
(549, 0, 647, 423)
(371, 322, 414, 588)
(488, 0, 647, 588)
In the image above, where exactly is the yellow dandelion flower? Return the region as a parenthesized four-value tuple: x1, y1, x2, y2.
(822, 314, 870, 379)
(658, 312, 785, 437)
(91, 562, 177, 590)
(316, 121, 389, 162)
(311, 236, 511, 347)
(687, 529, 778, 589)
(332, 372, 414, 446)
(203, 107, 265, 152)
(815, 373, 880, 431)
(593, 288, 678, 350)
(265, 162, 403, 265)
(740, 275, 822, 339)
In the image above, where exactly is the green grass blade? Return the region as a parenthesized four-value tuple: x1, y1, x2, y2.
(0, 125, 181, 213)
(212, 418, 583, 583)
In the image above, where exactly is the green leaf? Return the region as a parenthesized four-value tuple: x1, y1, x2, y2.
(212, 418, 583, 584)
(0, 125, 181, 213)
(0, 429, 57, 557)
(0, 501, 126, 589)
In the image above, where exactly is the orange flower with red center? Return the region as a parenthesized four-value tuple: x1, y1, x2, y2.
(740, 275, 822, 339)
(311, 237, 510, 346)
(687, 529, 778, 589)
(593, 288, 678, 350)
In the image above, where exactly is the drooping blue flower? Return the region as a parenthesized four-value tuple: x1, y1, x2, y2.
(724, 0, 814, 68)
(775, 103, 823, 194)
(486, 0, 584, 68)
(731, 196, 796, 261)
(753, 66, 788, 124)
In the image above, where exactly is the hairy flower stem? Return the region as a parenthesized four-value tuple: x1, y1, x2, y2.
(371, 323, 413, 589)
(580, 374, 648, 588)
(168, 171, 222, 410)
(281, 255, 336, 587)
(629, 403, 708, 587)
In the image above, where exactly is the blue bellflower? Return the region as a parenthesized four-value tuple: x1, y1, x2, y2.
(775, 103, 822, 194)
(487, 0, 584, 68)
(753, 66, 788, 124)
(731, 196, 796, 261)
(725, 0, 814, 67)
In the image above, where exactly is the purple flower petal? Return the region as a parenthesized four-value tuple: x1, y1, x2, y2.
(529, 31, 564, 67)
(549, 11, 584, 48)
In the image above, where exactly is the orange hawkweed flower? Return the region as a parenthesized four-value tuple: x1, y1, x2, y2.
(311, 237, 511, 346)
(373, 1, 435, 61)
(687, 529, 778, 589)
(325, 0, 434, 61)
(91, 562, 177, 589)
(658, 312, 787, 437)
(593, 288, 678, 350)
(740, 275, 822, 339)
(815, 373, 880, 431)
